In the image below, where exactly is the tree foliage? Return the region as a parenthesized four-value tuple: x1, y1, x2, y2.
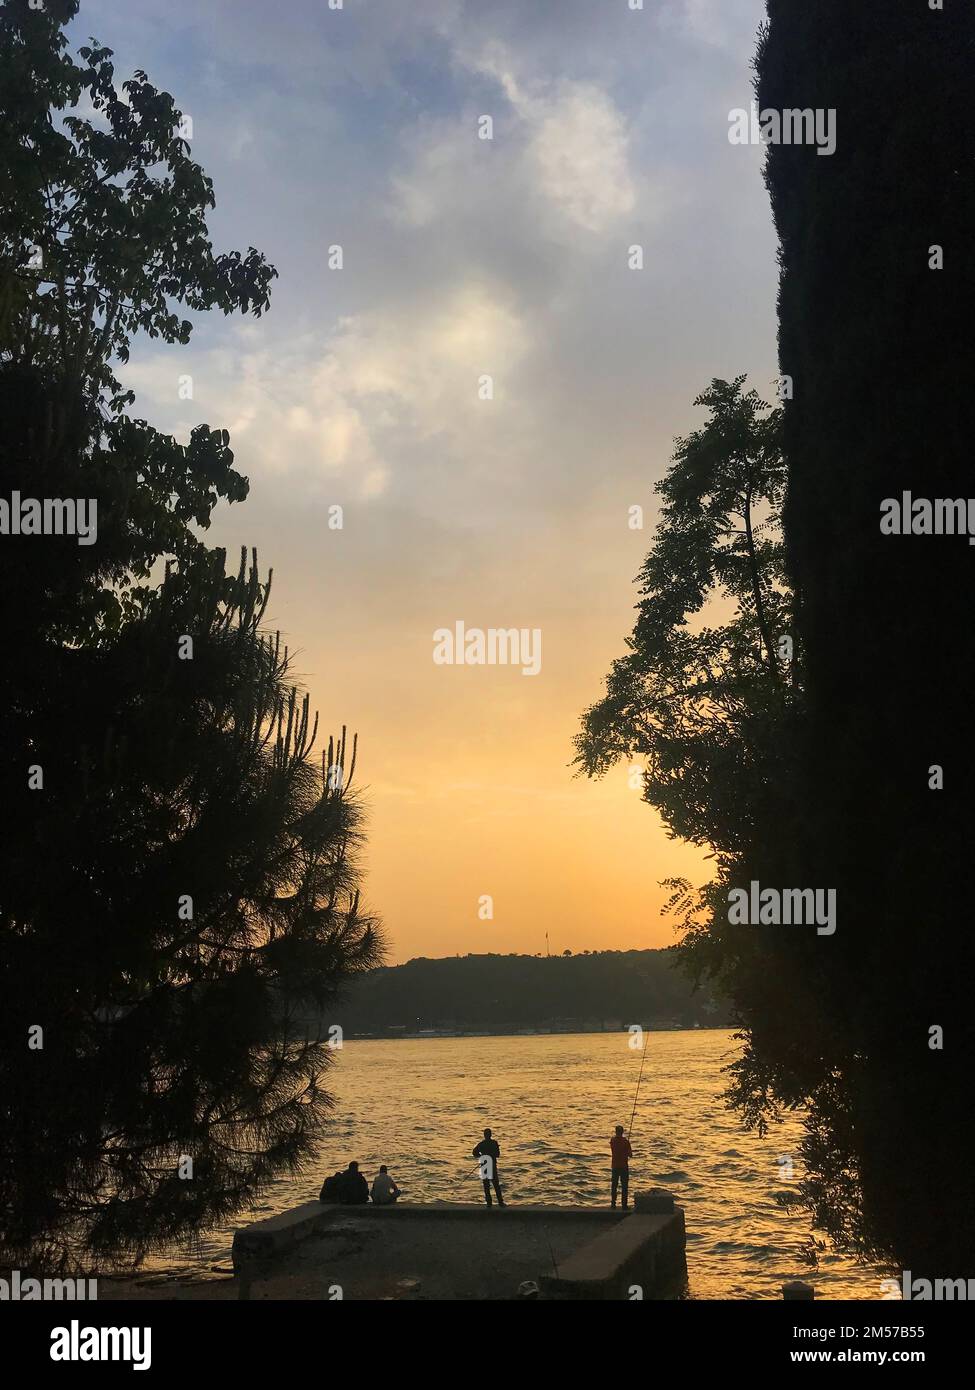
(576, 377, 796, 859)
(0, 0, 276, 637)
(581, 1, 975, 1275)
(332, 950, 731, 1035)
(0, 0, 383, 1270)
(576, 378, 845, 1241)
(754, 0, 975, 1271)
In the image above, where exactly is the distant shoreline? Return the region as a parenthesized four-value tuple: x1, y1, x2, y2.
(323, 950, 732, 1037)
(342, 1024, 730, 1042)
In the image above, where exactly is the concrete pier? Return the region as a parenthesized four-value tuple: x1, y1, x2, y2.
(232, 1194, 686, 1300)
(539, 1192, 686, 1300)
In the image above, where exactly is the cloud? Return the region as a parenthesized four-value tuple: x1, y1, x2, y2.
(94, 0, 778, 960)
(526, 81, 636, 233)
(659, 0, 762, 58)
(121, 282, 530, 508)
(392, 40, 636, 238)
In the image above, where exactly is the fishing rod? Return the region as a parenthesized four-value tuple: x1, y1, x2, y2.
(455, 1155, 491, 1192)
(627, 1024, 651, 1142)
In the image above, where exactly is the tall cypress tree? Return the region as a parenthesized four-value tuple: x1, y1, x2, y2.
(755, 0, 975, 1268)
(0, 0, 383, 1268)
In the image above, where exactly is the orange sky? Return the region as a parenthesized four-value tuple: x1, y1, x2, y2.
(211, 478, 712, 963)
(109, 0, 775, 962)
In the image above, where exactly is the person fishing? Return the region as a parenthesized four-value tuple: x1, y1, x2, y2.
(472, 1127, 504, 1207)
(613, 1022, 649, 1210)
(610, 1124, 633, 1209)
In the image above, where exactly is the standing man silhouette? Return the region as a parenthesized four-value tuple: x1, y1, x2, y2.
(473, 1127, 504, 1207)
(610, 1124, 633, 1209)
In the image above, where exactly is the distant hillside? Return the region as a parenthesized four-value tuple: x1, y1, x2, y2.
(323, 949, 732, 1037)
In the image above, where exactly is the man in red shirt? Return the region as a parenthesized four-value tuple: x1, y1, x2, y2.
(610, 1125, 633, 1209)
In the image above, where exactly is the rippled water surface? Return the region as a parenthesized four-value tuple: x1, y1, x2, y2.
(153, 1030, 888, 1298)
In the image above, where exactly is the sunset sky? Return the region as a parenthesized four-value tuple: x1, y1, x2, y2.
(80, 0, 777, 962)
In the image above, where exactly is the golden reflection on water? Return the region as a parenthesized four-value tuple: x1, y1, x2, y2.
(167, 1029, 890, 1299)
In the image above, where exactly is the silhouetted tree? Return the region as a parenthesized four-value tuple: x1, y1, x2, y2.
(592, 6, 975, 1274)
(575, 379, 809, 997)
(576, 378, 857, 1248)
(755, 0, 975, 1271)
(0, 0, 383, 1269)
(576, 378, 794, 859)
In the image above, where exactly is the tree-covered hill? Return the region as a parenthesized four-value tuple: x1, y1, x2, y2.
(323, 950, 732, 1036)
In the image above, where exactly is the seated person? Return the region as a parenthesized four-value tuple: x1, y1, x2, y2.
(370, 1164, 401, 1205)
(319, 1160, 369, 1205)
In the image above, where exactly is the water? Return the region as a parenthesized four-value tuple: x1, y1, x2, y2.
(149, 1029, 889, 1298)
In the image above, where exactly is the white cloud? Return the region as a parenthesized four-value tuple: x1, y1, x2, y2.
(527, 81, 636, 233)
(392, 41, 636, 236)
(121, 283, 530, 503)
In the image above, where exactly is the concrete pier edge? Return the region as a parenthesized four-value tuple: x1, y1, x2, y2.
(232, 1189, 687, 1300)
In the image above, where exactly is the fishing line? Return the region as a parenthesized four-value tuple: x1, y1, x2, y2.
(627, 1025, 651, 1141)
